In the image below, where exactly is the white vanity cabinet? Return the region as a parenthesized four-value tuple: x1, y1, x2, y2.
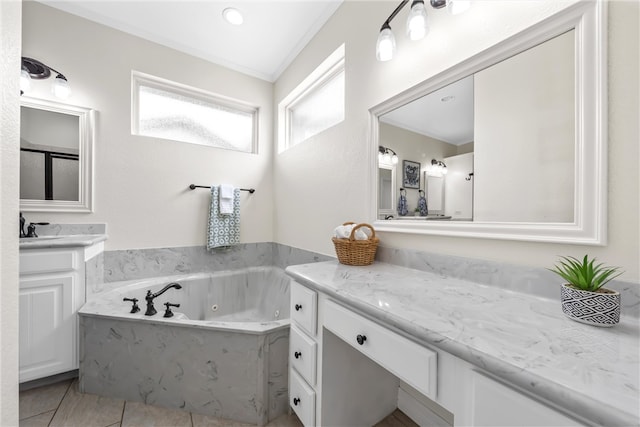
(19, 242, 103, 383)
(288, 275, 589, 427)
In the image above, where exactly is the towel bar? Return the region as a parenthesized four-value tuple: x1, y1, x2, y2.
(189, 184, 255, 194)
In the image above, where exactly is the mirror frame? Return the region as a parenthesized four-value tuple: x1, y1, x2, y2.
(368, 1, 607, 245)
(20, 97, 95, 213)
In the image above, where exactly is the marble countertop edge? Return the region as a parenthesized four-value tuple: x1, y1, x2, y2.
(285, 261, 640, 427)
(19, 234, 107, 249)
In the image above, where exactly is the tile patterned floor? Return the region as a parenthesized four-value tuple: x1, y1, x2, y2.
(19, 379, 417, 426)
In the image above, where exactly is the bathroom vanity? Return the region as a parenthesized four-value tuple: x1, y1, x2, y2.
(286, 261, 639, 427)
(19, 235, 105, 382)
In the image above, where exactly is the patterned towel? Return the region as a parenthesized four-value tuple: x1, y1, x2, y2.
(207, 185, 240, 249)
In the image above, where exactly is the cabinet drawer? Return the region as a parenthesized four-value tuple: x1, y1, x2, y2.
(290, 325, 317, 386)
(20, 250, 78, 275)
(291, 281, 317, 336)
(290, 369, 316, 426)
(324, 300, 437, 399)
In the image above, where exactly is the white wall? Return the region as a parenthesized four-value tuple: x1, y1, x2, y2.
(22, 2, 275, 250)
(474, 30, 575, 223)
(0, 0, 21, 423)
(274, 0, 640, 282)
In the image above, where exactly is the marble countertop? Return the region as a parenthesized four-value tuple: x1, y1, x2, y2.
(286, 261, 640, 427)
(19, 234, 107, 250)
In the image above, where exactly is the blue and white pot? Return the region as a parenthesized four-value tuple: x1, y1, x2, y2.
(560, 284, 620, 327)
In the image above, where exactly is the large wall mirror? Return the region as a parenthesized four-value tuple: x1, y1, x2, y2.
(369, 1, 606, 245)
(20, 97, 95, 212)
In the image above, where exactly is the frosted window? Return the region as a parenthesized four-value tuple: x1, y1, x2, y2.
(134, 74, 257, 153)
(52, 157, 79, 201)
(289, 70, 345, 146)
(20, 151, 45, 200)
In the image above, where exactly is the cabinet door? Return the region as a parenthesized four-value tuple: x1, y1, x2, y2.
(469, 371, 582, 426)
(19, 274, 76, 382)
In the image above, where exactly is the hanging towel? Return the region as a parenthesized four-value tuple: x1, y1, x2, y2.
(397, 189, 408, 216)
(418, 190, 428, 216)
(207, 185, 240, 249)
(219, 184, 235, 215)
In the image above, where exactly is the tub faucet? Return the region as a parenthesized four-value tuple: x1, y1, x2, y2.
(144, 282, 182, 316)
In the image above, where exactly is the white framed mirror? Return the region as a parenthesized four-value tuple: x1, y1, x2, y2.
(20, 97, 95, 212)
(369, 0, 606, 245)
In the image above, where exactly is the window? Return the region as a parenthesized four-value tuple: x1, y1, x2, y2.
(278, 44, 345, 152)
(132, 71, 258, 153)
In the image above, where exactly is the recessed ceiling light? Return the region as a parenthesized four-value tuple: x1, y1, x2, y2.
(223, 7, 243, 26)
(441, 95, 456, 102)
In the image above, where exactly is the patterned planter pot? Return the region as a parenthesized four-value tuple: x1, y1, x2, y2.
(560, 284, 620, 327)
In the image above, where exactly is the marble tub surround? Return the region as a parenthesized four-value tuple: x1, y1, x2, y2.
(79, 267, 291, 425)
(286, 261, 640, 427)
(103, 242, 331, 284)
(376, 245, 640, 318)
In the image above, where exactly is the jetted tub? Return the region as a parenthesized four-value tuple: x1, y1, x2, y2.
(79, 266, 291, 425)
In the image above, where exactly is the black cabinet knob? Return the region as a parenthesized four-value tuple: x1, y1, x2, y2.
(356, 334, 367, 345)
(295, 304, 302, 311)
(294, 351, 301, 359)
(293, 397, 300, 406)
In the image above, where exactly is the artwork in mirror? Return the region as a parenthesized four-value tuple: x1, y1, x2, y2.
(20, 97, 95, 212)
(369, 1, 606, 244)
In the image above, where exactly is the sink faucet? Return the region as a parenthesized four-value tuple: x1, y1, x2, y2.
(20, 212, 49, 238)
(144, 282, 182, 316)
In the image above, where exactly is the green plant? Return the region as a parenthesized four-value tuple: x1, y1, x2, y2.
(549, 255, 623, 292)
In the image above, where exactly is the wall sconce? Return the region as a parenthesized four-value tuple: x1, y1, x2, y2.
(379, 145, 399, 164)
(430, 158, 448, 175)
(20, 57, 71, 99)
(376, 0, 471, 61)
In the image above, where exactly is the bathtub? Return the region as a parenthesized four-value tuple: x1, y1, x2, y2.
(78, 266, 291, 425)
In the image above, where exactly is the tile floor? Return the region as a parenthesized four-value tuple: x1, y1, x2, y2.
(19, 379, 417, 426)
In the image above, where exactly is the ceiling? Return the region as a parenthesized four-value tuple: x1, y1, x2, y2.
(380, 76, 474, 146)
(36, 0, 343, 82)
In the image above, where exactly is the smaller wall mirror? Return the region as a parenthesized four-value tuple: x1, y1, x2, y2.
(20, 97, 95, 212)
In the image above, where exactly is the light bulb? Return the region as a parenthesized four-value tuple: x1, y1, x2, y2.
(391, 154, 399, 164)
(222, 7, 243, 25)
(52, 75, 71, 99)
(378, 152, 384, 163)
(376, 25, 396, 62)
(383, 152, 391, 164)
(447, 0, 471, 15)
(442, 166, 448, 175)
(20, 69, 31, 93)
(406, 0, 429, 41)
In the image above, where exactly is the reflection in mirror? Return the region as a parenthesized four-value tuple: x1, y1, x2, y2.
(378, 162, 396, 218)
(377, 29, 574, 224)
(20, 97, 95, 212)
(370, 0, 606, 244)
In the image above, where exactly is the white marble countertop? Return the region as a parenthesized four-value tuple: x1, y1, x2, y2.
(286, 260, 640, 427)
(19, 234, 107, 250)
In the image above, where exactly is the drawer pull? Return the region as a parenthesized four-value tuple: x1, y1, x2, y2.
(356, 334, 367, 345)
(294, 351, 302, 359)
(293, 397, 301, 406)
(295, 304, 302, 311)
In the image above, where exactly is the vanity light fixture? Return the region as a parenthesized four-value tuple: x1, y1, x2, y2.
(376, 0, 471, 61)
(20, 57, 71, 99)
(379, 145, 399, 164)
(431, 158, 448, 175)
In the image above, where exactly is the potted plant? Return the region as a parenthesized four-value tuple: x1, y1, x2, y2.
(550, 255, 623, 327)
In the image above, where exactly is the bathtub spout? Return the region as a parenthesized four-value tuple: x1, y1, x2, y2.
(145, 282, 182, 316)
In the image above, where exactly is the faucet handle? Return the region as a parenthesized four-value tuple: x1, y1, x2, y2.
(163, 302, 180, 318)
(123, 297, 140, 313)
(25, 222, 50, 238)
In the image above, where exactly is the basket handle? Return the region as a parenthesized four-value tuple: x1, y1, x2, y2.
(348, 223, 376, 241)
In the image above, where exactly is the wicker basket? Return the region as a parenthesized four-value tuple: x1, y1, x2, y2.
(332, 222, 379, 266)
